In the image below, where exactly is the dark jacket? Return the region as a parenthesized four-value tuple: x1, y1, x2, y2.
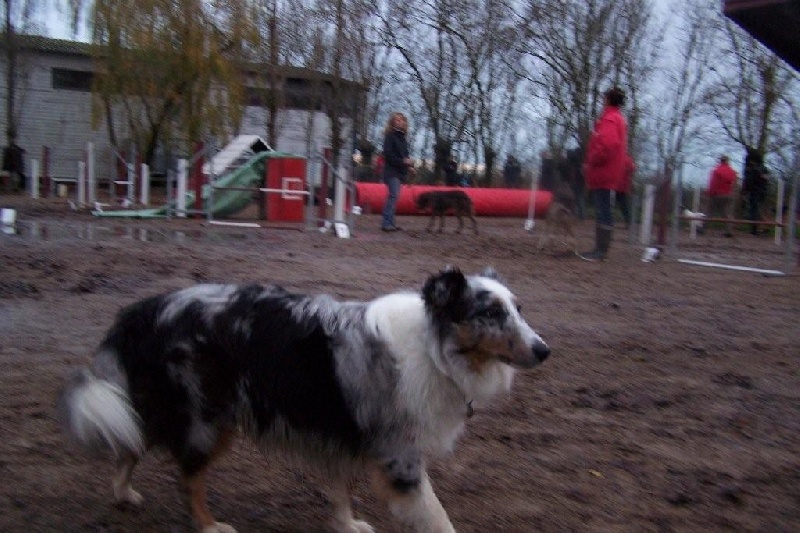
(742, 158, 768, 201)
(382, 129, 410, 182)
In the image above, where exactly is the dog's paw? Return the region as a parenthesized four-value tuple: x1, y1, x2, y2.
(330, 517, 375, 533)
(346, 520, 376, 533)
(114, 487, 143, 506)
(202, 522, 237, 533)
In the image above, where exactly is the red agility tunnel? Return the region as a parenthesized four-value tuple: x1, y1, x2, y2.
(354, 183, 553, 218)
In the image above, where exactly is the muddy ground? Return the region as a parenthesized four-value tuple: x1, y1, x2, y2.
(1, 193, 799, 532)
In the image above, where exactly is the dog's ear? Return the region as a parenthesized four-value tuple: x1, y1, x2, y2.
(422, 267, 468, 318)
(478, 266, 503, 282)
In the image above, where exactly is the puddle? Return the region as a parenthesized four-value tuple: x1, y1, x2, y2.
(0, 220, 289, 244)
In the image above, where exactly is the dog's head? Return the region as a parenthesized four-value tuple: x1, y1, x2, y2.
(415, 192, 433, 211)
(422, 267, 550, 370)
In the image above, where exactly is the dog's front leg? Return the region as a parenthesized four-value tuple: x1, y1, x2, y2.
(426, 215, 435, 232)
(370, 458, 455, 533)
(328, 477, 375, 533)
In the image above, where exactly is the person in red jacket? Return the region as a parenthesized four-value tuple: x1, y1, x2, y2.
(707, 155, 737, 237)
(580, 87, 629, 261)
(615, 153, 635, 229)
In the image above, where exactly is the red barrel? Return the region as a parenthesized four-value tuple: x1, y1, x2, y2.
(354, 183, 553, 218)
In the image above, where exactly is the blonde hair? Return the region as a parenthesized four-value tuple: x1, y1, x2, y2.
(384, 112, 408, 135)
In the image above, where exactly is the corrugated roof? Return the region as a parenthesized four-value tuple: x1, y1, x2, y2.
(0, 33, 92, 56)
(724, 0, 800, 71)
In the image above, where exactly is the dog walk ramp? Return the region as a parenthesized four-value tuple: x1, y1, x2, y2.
(202, 135, 272, 177)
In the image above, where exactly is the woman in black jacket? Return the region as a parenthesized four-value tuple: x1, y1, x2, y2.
(381, 112, 413, 231)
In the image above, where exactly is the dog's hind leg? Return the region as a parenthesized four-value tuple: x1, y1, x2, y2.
(370, 460, 455, 533)
(328, 477, 375, 533)
(469, 212, 478, 234)
(180, 427, 237, 533)
(113, 452, 143, 505)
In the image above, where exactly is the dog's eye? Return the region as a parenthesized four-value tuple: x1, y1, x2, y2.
(516, 304, 522, 314)
(478, 306, 506, 321)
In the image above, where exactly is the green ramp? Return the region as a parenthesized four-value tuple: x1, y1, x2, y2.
(94, 151, 274, 218)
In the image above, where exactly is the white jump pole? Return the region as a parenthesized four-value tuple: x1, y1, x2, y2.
(524, 172, 539, 231)
(332, 163, 351, 238)
(775, 178, 785, 245)
(77, 161, 86, 206)
(127, 162, 135, 204)
(640, 183, 655, 245)
(30, 159, 39, 199)
(86, 142, 96, 204)
(140, 163, 150, 206)
(176, 158, 188, 218)
(333, 164, 346, 223)
(678, 259, 784, 276)
(689, 187, 701, 239)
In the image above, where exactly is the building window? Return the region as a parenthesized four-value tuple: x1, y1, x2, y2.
(52, 68, 94, 91)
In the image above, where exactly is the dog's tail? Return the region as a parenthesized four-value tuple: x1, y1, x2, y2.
(57, 363, 145, 458)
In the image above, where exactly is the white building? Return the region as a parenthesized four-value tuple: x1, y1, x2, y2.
(0, 35, 360, 186)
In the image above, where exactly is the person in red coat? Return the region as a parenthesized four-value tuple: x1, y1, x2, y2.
(580, 87, 629, 261)
(615, 153, 635, 229)
(707, 155, 737, 237)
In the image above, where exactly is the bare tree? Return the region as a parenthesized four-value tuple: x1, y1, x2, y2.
(519, 0, 658, 161)
(706, 16, 798, 167)
(378, 0, 478, 180)
(639, 1, 717, 180)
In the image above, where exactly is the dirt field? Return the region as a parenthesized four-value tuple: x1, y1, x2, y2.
(1, 194, 799, 532)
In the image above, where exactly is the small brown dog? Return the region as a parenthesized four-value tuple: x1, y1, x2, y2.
(535, 200, 577, 253)
(415, 190, 478, 234)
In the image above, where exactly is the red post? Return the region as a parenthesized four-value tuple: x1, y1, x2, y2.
(655, 172, 672, 247)
(191, 142, 205, 217)
(317, 147, 332, 226)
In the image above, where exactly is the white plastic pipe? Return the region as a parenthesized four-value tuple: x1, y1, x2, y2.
(77, 161, 86, 206)
(176, 159, 188, 217)
(86, 142, 96, 204)
(140, 163, 150, 206)
(30, 159, 39, 199)
(640, 184, 655, 245)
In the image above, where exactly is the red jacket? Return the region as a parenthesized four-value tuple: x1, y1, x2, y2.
(708, 161, 736, 196)
(615, 153, 635, 193)
(584, 106, 628, 190)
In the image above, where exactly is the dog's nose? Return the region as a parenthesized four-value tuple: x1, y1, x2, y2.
(533, 341, 550, 363)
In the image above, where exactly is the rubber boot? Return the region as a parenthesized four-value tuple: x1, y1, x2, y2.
(579, 225, 612, 262)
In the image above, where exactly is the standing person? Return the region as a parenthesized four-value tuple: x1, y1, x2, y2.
(380, 112, 413, 232)
(742, 147, 769, 235)
(565, 148, 586, 220)
(2, 142, 25, 192)
(444, 155, 460, 186)
(707, 155, 737, 237)
(615, 153, 635, 229)
(539, 150, 556, 192)
(579, 87, 629, 261)
(503, 155, 522, 188)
